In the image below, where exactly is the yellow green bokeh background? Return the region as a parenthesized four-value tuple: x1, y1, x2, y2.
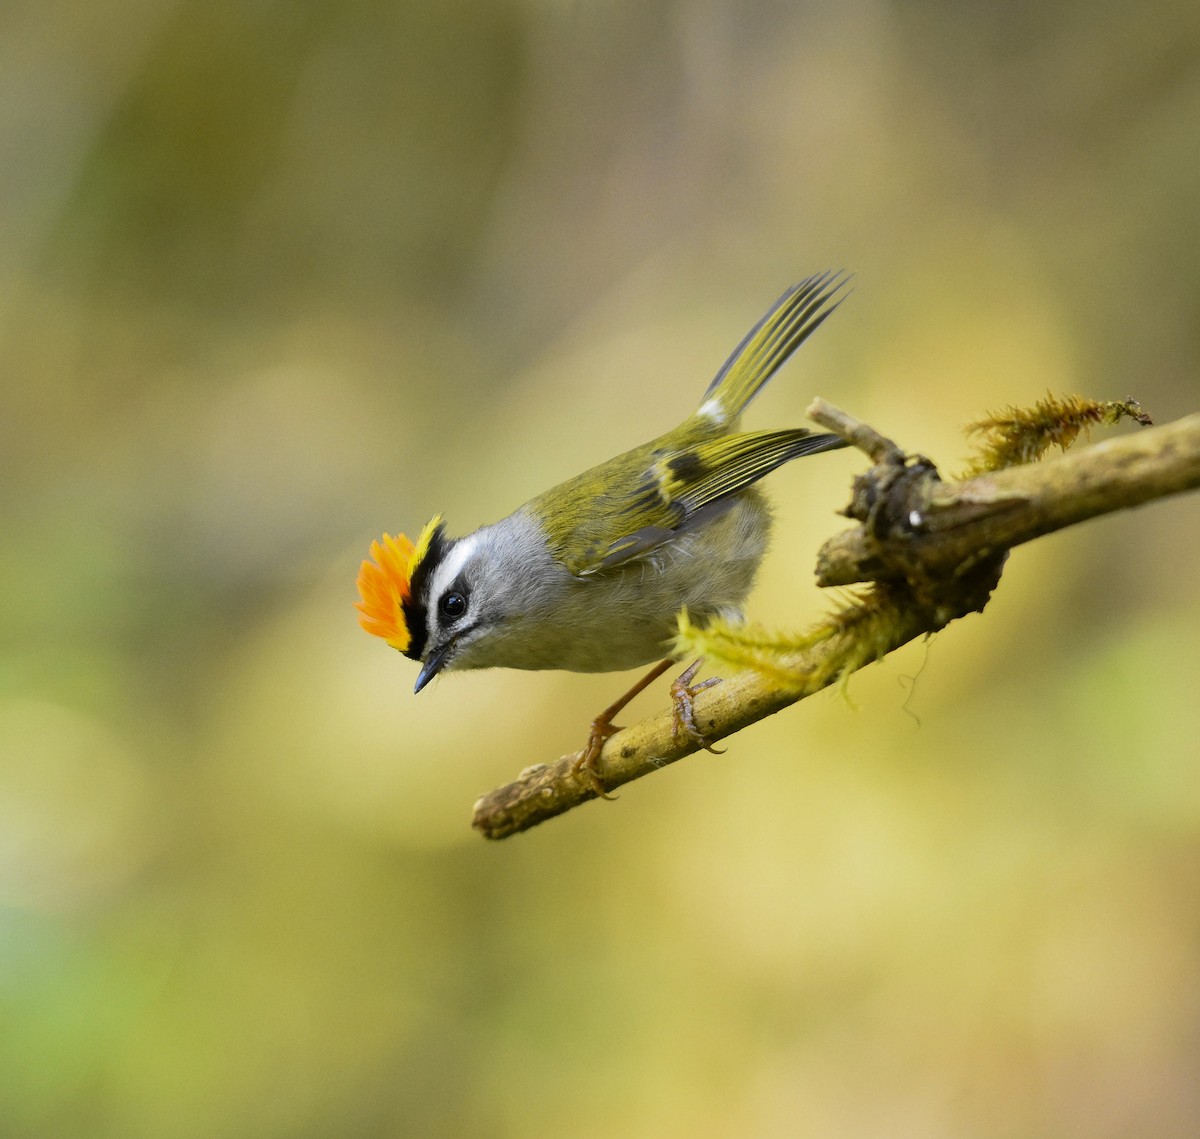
(3, 2, 1199, 1136)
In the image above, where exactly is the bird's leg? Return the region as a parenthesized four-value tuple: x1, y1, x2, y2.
(670, 659, 726, 754)
(573, 658, 674, 798)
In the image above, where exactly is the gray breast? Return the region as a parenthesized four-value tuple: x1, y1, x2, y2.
(458, 496, 771, 674)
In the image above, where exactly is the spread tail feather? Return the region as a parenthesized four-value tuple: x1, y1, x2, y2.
(699, 270, 850, 426)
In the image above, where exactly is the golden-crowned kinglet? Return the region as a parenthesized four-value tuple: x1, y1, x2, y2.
(357, 271, 849, 787)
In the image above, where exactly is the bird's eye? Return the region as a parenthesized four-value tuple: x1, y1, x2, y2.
(439, 590, 468, 621)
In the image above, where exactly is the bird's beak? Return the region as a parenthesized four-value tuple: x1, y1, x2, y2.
(413, 643, 453, 694)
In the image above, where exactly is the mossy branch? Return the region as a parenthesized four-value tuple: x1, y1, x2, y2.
(472, 400, 1200, 841)
(812, 402, 1194, 592)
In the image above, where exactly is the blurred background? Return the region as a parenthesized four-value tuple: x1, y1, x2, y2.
(2, 1, 1199, 1135)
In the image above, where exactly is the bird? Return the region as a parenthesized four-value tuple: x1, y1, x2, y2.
(356, 270, 850, 792)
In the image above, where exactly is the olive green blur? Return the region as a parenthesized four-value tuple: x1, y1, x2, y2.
(2, 2, 1199, 1137)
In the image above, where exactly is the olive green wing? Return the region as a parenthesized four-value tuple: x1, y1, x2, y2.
(556, 428, 846, 575)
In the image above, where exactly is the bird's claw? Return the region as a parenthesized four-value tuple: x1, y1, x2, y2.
(571, 718, 620, 800)
(670, 661, 725, 754)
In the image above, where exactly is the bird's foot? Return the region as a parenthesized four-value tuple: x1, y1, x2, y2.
(570, 659, 676, 800)
(671, 660, 725, 754)
(571, 716, 621, 800)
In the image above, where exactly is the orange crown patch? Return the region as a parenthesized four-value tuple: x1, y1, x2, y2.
(355, 515, 443, 652)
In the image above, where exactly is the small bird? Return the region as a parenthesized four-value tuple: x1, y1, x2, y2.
(357, 271, 850, 790)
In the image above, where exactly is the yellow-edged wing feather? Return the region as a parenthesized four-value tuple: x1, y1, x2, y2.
(585, 429, 846, 571)
(534, 273, 850, 575)
(537, 427, 846, 575)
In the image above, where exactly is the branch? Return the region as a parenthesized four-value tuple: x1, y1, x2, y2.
(472, 407, 1200, 840)
(812, 404, 1200, 589)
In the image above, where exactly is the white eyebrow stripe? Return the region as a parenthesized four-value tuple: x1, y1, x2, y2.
(428, 531, 478, 601)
